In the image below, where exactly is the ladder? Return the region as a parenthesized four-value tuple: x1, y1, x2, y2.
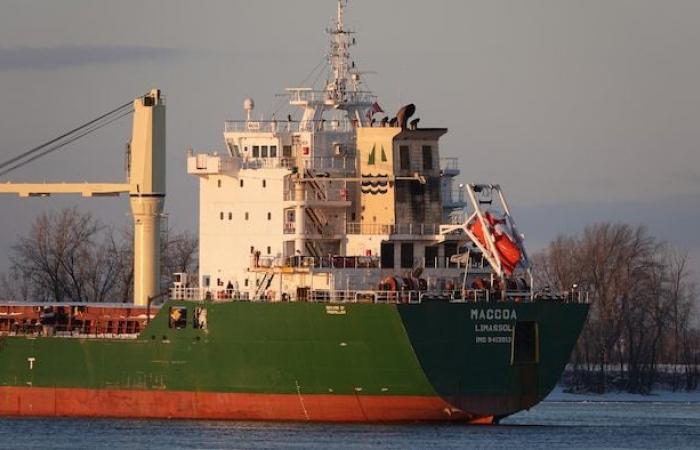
(305, 241, 322, 259)
(305, 208, 326, 235)
(304, 168, 328, 200)
(254, 272, 275, 299)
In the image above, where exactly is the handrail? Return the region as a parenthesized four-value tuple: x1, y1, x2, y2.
(345, 223, 442, 235)
(0, 323, 143, 339)
(225, 119, 359, 134)
(168, 286, 589, 305)
(440, 157, 459, 171)
(238, 156, 356, 172)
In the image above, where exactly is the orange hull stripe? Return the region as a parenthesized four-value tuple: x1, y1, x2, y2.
(0, 386, 495, 423)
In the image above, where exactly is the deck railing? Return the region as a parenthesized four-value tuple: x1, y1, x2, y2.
(283, 187, 350, 202)
(225, 119, 358, 134)
(345, 223, 442, 235)
(0, 323, 143, 339)
(442, 188, 467, 205)
(440, 157, 459, 172)
(169, 286, 589, 304)
(239, 156, 356, 172)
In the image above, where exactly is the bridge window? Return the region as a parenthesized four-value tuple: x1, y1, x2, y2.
(267, 212, 272, 220)
(168, 307, 187, 330)
(399, 145, 410, 170)
(283, 145, 292, 157)
(252, 146, 260, 158)
(270, 145, 278, 158)
(422, 145, 433, 170)
(262, 179, 267, 188)
(217, 179, 222, 188)
(228, 212, 232, 220)
(245, 212, 249, 220)
(240, 179, 244, 188)
(219, 212, 224, 220)
(261, 145, 268, 158)
(267, 246, 271, 254)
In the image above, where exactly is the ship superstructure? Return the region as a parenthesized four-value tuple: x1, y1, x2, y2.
(185, 1, 515, 302)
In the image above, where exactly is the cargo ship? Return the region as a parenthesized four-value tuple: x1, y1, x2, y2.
(0, 1, 588, 423)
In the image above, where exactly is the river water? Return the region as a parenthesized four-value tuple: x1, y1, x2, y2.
(0, 401, 698, 449)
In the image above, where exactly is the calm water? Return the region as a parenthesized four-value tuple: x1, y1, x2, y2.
(0, 402, 698, 449)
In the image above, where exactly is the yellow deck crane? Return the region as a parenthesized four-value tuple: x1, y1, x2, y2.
(0, 89, 165, 306)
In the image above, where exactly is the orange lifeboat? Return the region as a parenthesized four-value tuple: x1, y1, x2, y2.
(468, 212, 522, 276)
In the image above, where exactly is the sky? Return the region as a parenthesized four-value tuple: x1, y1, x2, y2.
(0, 0, 699, 280)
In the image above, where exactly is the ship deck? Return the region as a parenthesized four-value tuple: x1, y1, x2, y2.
(0, 288, 587, 340)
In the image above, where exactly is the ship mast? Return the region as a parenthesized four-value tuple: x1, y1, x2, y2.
(326, 0, 352, 106)
(288, 0, 372, 126)
(325, 0, 373, 124)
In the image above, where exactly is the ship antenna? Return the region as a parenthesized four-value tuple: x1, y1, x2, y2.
(326, 0, 354, 105)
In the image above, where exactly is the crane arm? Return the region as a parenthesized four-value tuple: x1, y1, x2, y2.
(0, 182, 130, 198)
(0, 89, 165, 307)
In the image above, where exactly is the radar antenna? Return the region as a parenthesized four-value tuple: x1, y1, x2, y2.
(326, 0, 354, 105)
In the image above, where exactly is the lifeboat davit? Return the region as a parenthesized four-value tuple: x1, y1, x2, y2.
(468, 212, 521, 276)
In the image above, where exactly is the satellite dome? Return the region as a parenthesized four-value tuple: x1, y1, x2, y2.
(243, 98, 255, 112)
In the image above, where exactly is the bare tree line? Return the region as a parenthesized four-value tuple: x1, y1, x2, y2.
(534, 222, 699, 393)
(0, 207, 198, 304)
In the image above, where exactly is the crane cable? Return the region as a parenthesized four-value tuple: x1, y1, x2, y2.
(0, 100, 134, 178)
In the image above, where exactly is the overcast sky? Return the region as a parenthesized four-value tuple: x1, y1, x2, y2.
(0, 0, 699, 279)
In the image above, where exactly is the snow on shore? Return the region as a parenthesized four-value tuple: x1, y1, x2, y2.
(545, 385, 700, 403)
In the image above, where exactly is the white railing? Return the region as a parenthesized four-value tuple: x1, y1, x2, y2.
(286, 89, 375, 107)
(239, 157, 295, 170)
(225, 119, 358, 134)
(423, 255, 487, 269)
(284, 187, 350, 202)
(345, 223, 442, 236)
(187, 153, 236, 174)
(209, 253, 485, 272)
(443, 189, 467, 205)
(237, 156, 355, 172)
(168, 286, 588, 304)
(440, 157, 459, 172)
(303, 156, 356, 172)
(170, 287, 250, 301)
(249, 255, 382, 269)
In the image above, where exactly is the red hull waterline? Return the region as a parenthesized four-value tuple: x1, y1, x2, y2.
(0, 387, 494, 424)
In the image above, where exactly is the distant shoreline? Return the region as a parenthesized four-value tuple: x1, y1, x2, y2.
(545, 385, 700, 403)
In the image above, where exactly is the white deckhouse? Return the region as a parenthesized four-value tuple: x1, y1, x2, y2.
(184, 1, 529, 302)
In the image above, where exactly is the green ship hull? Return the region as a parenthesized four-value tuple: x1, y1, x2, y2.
(0, 300, 587, 422)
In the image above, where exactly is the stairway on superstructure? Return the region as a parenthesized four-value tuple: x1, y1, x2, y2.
(254, 272, 275, 299)
(303, 168, 331, 258)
